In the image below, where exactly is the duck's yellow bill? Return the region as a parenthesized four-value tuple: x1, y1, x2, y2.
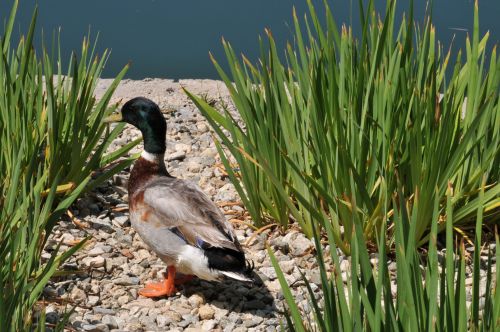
(103, 113, 123, 123)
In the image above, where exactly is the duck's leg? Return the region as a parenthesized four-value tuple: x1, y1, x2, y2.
(140, 271, 194, 290)
(138, 266, 177, 297)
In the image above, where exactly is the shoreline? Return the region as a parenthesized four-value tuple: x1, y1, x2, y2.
(95, 78, 231, 110)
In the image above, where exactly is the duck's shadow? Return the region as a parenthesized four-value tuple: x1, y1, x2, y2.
(179, 272, 276, 318)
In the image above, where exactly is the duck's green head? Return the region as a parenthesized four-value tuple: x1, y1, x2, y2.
(104, 97, 166, 154)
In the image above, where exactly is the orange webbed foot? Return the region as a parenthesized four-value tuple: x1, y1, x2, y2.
(140, 280, 169, 291)
(138, 283, 176, 297)
(138, 266, 177, 298)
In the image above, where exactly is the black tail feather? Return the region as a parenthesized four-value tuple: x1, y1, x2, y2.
(204, 247, 244, 271)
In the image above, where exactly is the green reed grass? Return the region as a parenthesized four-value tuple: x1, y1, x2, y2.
(187, 0, 499, 252)
(186, 1, 499, 330)
(271, 177, 499, 331)
(0, 2, 137, 330)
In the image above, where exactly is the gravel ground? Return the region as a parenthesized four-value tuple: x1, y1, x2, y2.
(41, 78, 495, 331)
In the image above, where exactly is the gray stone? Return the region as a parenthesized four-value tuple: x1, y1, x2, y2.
(279, 260, 296, 274)
(102, 315, 119, 329)
(253, 250, 266, 263)
(188, 293, 205, 307)
(87, 295, 100, 306)
(156, 314, 173, 328)
(271, 240, 289, 255)
(170, 302, 192, 315)
(259, 267, 277, 280)
(139, 315, 156, 328)
(93, 307, 116, 315)
(83, 256, 106, 268)
(134, 249, 151, 261)
(124, 321, 143, 331)
(250, 233, 266, 250)
(266, 318, 280, 326)
(87, 247, 104, 257)
(214, 183, 237, 202)
(198, 304, 215, 320)
(43, 286, 58, 298)
(83, 313, 102, 324)
(223, 322, 236, 332)
(100, 245, 113, 253)
(184, 328, 202, 332)
(70, 319, 86, 330)
(81, 324, 109, 332)
(168, 151, 186, 161)
(197, 123, 209, 134)
(309, 270, 322, 285)
(113, 276, 140, 286)
(175, 143, 191, 153)
(113, 215, 130, 227)
(199, 156, 216, 167)
(244, 316, 264, 328)
(165, 311, 182, 323)
(267, 279, 282, 292)
(202, 319, 217, 331)
(186, 161, 203, 173)
(45, 306, 59, 324)
(200, 147, 217, 157)
(95, 324, 110, 332)
(214, 307, 229, 320)
(290, 233, 313, 256)
(71, 287, 87, 302)
(92, 218, 112, 230)
(129, 264, 144, 276)
(117, 295, 130, 305)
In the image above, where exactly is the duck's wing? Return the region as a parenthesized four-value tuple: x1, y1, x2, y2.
(137, 177, 241, 252)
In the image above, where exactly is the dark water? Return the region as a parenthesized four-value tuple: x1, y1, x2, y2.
(1, 0, 499, 79)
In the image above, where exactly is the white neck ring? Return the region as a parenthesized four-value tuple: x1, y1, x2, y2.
(141, 150, 165, 162)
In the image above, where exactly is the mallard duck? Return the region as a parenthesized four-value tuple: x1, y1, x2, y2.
(104, 97, 253, 297)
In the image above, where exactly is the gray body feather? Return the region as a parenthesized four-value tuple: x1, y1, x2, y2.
(130, 175, 248, 281)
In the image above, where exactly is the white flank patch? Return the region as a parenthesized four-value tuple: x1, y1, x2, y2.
(177, 245, 219, 281)
(141, 150, 164, 162)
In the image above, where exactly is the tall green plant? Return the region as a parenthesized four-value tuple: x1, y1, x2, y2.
(0, 2, 137, 330)
(188, 0, 500, 251)
(271, 178, 499, 331)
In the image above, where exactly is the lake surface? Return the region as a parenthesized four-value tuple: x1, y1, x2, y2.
(1, 0, 499, 79)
